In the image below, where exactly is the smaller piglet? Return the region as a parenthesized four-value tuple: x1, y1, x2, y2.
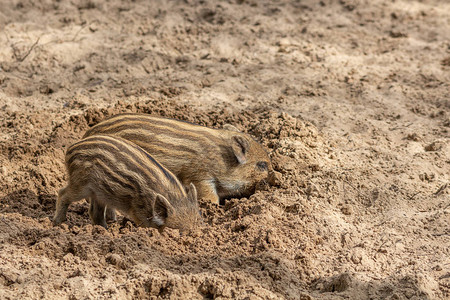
(53, 135, 200, 233)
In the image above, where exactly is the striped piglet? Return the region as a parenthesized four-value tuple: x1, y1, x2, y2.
(83, 113, 277, 205)
(53, 135, 200, 233)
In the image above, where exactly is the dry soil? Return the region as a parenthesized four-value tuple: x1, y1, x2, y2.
(0, 0, 449, 299)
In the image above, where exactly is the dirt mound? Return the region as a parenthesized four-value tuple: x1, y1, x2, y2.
(0, 102, 325, 299)
(1, 101, 448, 299)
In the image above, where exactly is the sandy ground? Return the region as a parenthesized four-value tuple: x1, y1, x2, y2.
(0, 0, 449, 299)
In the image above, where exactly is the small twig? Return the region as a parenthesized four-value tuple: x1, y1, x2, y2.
(71, 24, 87, 42)
(432, 233, 449, 237)
(374, 220, 388, 227)
(434, 183, 448, 196)
(15, 37, 40, 62)
(343, 180, 358, 193)
(0, 216, 14, 231)
(389, 122, 413, 131)
(407, 191, 421, 201)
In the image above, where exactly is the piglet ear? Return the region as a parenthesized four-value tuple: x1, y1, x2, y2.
(223, 124, 240, 132)
(153, 194, 174, 227)
(187, 183, 198, 203)
(231, 135, 249, 164)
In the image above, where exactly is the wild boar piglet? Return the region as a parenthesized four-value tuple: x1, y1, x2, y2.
(53, 135, 201, 233)
(84, 113, 278, 205)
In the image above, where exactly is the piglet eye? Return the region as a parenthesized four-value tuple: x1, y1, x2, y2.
(256, 161, 268, 171)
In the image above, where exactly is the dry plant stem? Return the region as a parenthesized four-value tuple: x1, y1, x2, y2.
(12, 37, 40, 62)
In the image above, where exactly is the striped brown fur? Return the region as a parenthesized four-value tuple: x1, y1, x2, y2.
(53, 135, 200, 232)
(83, 113, 276, 205)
